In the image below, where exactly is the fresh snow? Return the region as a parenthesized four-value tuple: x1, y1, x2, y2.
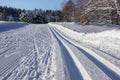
(0, 21, 120, 80)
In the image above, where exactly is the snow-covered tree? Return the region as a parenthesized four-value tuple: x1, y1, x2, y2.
(0, 13, 3, 20)
(7, 15, 14, 21)
(73, 0, 120, 25)
(62, 0, 75, 21)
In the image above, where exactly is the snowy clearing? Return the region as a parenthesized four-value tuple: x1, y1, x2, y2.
(0, 21, 120, 80)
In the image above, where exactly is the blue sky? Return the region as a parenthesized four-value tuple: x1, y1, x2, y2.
(0, 0, 66, 10)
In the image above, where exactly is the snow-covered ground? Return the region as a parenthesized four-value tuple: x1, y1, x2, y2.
(49, 22, 120, 67)
(0, 22, 57, 80)
(49, 22, 120, 80)
(0, 21, 120, 80)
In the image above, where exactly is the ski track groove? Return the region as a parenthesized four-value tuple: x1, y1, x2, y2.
(49, 25, 120, 80)
(50, 27, 111, 80)
(50, 27, 92, 80)
(1, 23, 119, 80)
(91, 46, 120, 60)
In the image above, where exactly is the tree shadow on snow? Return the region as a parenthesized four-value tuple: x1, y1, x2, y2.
(0, 22, 28, 32)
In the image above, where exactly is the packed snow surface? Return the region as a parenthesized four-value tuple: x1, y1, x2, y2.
(0, 21, 120, 80)
(0, 22, 56, 80)
(49, 22, 120, 67)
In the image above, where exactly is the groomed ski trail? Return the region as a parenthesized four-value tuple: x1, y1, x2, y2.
(49, 23, 120, 80)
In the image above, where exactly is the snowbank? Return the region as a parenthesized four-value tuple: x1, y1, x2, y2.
(49, 23, 120, 57)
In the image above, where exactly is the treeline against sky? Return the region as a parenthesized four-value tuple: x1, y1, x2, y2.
(0, 6, 63, 23)
(62, 0, 120, 25)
